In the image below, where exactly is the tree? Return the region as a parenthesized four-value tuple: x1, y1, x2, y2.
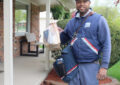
(93, 7, 119, 20)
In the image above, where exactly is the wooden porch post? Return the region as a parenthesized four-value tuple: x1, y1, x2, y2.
(4, 0, 13, 85)
(45, 0, 51, 70)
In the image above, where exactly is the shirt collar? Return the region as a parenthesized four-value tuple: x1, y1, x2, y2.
(75, 9, 92, 18)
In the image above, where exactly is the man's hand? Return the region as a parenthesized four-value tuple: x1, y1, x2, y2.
(97, 68, 107, 80)
(58, 27, 64, 33)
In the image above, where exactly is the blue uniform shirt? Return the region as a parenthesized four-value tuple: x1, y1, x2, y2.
(60, 10, 111, 69)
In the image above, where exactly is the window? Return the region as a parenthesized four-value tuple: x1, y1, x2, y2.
(15, 1, 28, 33)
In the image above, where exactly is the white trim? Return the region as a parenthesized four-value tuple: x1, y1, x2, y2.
(46, 0, 51, 28)
(67, 65, 78, 75)
(16, 0, 39, 6)
(45, 0, 51, 71)
(16, 0, 30, 5)
(27, 4, 31, 33)
(81, 38, 98, 54)
(15, 32, 26, 37)
(4, 0, 13, 85)
(30, 0, 39, 6)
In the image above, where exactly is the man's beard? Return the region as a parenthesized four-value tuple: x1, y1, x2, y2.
(78, 8, 89, 16)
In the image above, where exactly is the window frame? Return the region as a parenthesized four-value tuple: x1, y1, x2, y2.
(15, 1, 31, 37)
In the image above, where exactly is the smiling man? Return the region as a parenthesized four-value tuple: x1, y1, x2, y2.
(60, 0, 111, 85)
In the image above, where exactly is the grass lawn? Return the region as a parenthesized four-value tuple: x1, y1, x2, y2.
(107, 61, 120, 81)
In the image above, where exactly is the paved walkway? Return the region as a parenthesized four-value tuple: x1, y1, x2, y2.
(0, 54, 50, 85)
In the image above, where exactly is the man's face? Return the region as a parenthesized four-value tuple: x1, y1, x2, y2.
(76, 0, 91, 13)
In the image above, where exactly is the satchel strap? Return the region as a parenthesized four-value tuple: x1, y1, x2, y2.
(72, 11, 94, 39)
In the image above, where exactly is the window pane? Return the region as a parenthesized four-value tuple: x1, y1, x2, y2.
(15, 2, 28, 33)
(15, 10, 27, 32)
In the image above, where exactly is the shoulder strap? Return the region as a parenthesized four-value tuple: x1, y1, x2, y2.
(72, 11, 94, 39)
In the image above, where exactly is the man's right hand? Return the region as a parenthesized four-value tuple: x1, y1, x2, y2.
(58, 27, 64, 33)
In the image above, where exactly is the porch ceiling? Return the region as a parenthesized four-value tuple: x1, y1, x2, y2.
(31, 0, 58, 5)
(16, 0, 76, 11)
(30, 0, 76, 9)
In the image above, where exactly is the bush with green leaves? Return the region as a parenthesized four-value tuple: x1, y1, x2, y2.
(108, 20, 120, 67)
(51, 5, 70, 20)
(93, 6, 120, 67)
(57, 19, 70, 29)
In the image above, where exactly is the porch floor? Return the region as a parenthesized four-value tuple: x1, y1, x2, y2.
(0, 54, 51, 85)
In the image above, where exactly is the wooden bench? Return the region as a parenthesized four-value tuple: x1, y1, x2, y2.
(20, 33, 44, 56)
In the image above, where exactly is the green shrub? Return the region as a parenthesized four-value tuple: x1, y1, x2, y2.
(57, 19, 70, 29)
(51, 5, 65, 19)
(51, 5, 70, 20)
(64, 11, 70, 19)
(109, 28, 120, 67)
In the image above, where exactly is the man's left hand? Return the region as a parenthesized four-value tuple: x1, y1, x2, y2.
(97, 68, 107, 80)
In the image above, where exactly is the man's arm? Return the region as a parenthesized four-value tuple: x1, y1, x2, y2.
(60, 21, 71, 44)
(98, 16, 111, 69)
(97, 16, 111, 80)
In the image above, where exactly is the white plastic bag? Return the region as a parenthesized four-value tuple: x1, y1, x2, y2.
(44, 23, 61, 51)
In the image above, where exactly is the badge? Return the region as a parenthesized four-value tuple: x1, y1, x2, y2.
(85, 22, 91, 28)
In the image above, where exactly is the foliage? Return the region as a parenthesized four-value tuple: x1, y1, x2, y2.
(93, 7, 119, 20)
(109, 24, 120, 67)
(15, 10, 26, 23)
(108, 61, 120, 81)
(57, 19, 70, 29)
(93, 6, 120, 67)
(64, 11, 70, 19)
(51, 5, 70, 20)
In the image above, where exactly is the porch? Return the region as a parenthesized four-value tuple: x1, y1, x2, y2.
(0, 54, 53, 85)
(0, 0, 76, 85)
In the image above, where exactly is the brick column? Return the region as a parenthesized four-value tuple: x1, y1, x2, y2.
(0, 2, 4, 62)
(31, 4, 40, 41)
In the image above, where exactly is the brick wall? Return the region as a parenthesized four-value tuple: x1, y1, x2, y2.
(13, 4, 40, 56)
(0, 1, 40, 60)
(31, 4, 40, 41)
(30, 4, 40, 50)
